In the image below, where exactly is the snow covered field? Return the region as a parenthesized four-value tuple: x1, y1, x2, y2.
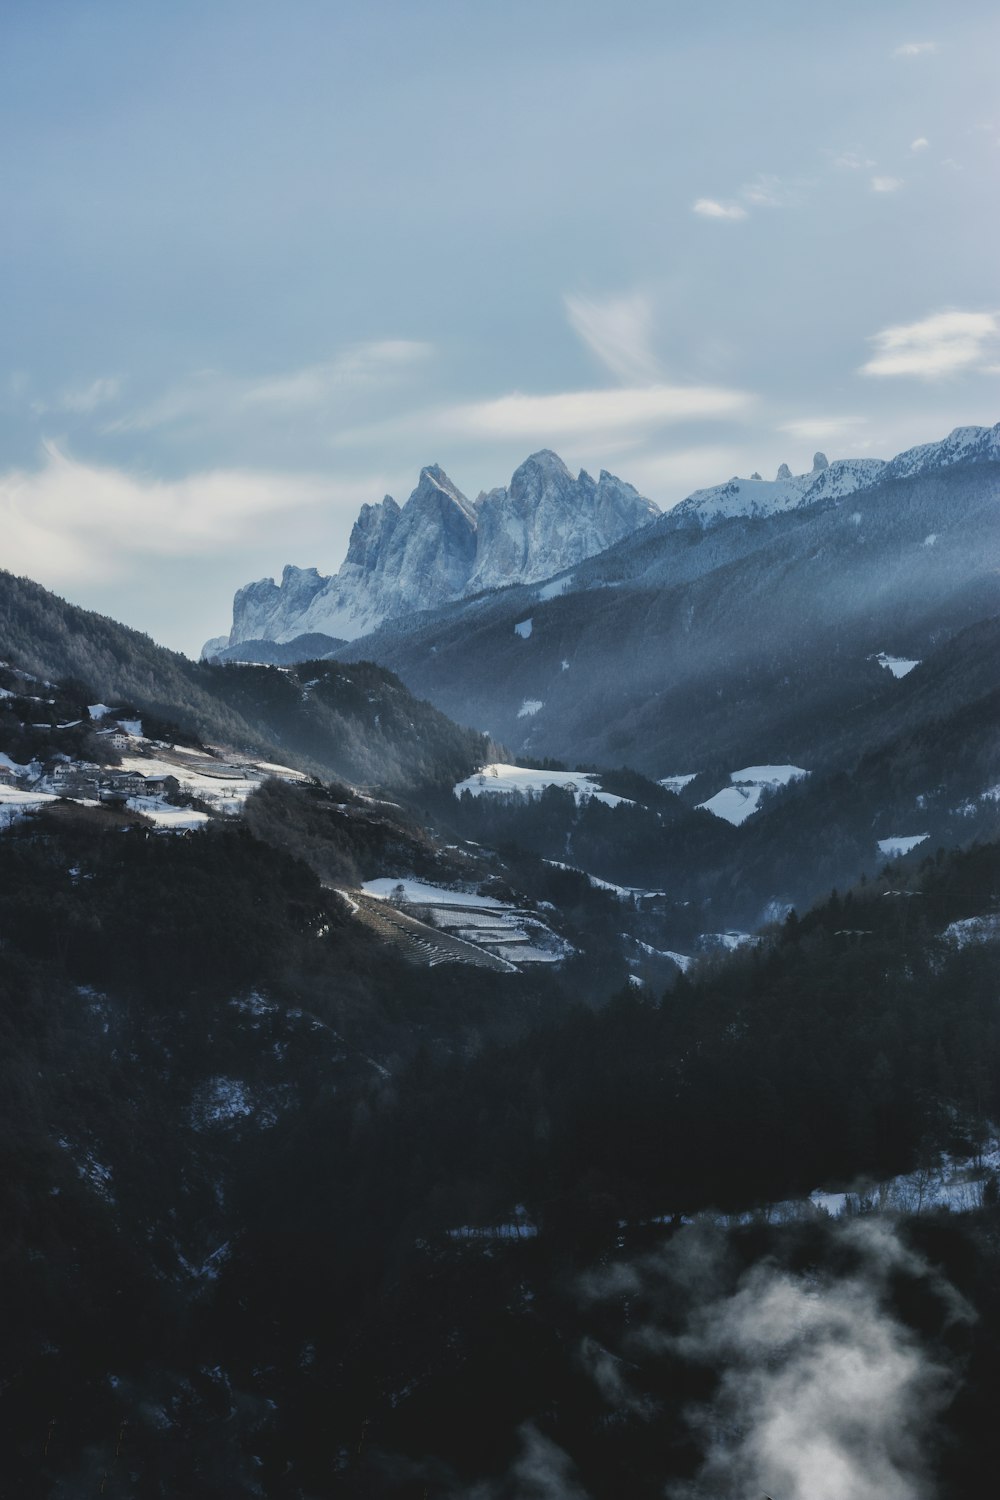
(872, 652, 921, 679)
(697, 765, 808, 827)
(878, 834, 929, 857)
(454, 763, 632, 808)
(658, 773, 698, 793)
(360, 876, 573, 967)
(362, 877, 508, 908)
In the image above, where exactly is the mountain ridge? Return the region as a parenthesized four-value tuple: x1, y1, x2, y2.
(210, 450, 659, 652)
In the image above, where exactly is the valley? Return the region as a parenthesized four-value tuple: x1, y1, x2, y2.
(1, 420, 999, 1497)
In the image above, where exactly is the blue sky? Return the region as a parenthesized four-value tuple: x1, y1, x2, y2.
(1, 0, 998, 654)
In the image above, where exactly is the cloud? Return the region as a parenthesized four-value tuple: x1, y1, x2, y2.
(740, 173, 790, 207)
(0, 441, 378, 586)
(830, 151, 876, 171)
(778, 415, 868, 444)
(657, 1221, 965, 1500)
(108, 340, 432, 433)
(691, 198, 748, 221)
(910, 137, 930, 152)
(893, 41, 937, 58)
(332, 384, 753, 454)
(431, 385, 752, 442)
(58, 376, 123, 414)
(563, 292, 661, 385)
(861, 310, 1000, 377)
(871, 176, 903, 193)
(578, 1218, 971, 1500)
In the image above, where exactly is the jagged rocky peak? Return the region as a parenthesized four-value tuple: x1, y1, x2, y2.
(776, 462, 793, 481)
(343, 495, 401, 575)
(812, 451, 829, 472)
(467, 451, 658, 593)
(213, 450, 660, 652)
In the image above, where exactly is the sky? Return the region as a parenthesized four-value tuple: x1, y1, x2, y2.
(1, 0, 999, 656)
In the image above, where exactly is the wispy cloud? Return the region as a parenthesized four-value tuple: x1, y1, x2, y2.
(893, 41, 937, 58)
(564, 292, 661, 385)
(740, 173, 792, 207)
(428, 384, 751, 442)
(830, 151, 876, 171)
(861, 310, 1000, 377)
(107, 340, 432, 434)
(778, 415, 868, 444)
(333, 383, 753, 453)
(59, 376, 123, 414)
(0, 441, 377, 586)
(871, 176, 904, 193)
(910, 137, 930, 152)
(692, 198, 748, 221)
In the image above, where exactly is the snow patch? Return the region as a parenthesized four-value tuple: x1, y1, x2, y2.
(517, 699, 544, 718)
(537, 574, 573, 601)
(362, 877, 509, 908)
(877, 834, 930, 857)
(513, 618, 533, 639)
(872, 652, 920, 679)
(455, 763, 632, 808)
(658, 773, 698, 793)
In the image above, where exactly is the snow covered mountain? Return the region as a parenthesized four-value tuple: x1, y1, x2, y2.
(211, 453, 658, 651)
(670, 451, 885, 525)
(670, 422, 1000, 526)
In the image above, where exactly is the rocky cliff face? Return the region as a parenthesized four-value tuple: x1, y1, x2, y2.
(467, 451, 658, 592)
(217, 452, 659, 649)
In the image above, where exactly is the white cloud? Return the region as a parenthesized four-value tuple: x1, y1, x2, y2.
(871, 176, 903, 193)
(692, 198, 748, 221)
(910, 137, 930, 152)
(0, 442, 379, 586)
(893, 41, 937, 57)
(563, 292, 661, 385)
(861, 310, 1000, 378)
(430, 384, 752, 442)
(333, 383, 753, 453)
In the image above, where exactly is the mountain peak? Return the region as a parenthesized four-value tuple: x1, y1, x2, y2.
(812, 451, 829, 472)
(221, 451, 659, 648)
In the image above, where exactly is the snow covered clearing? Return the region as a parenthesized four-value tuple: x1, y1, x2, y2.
(697, 784, 764, 826)
(658, 773, 698, 793)
(878, 834, 929, 857)
(362, 878, 509, 908)
(87, 703, 120, 719)
(517, 699, 544, 718)
(697, 766, 808, 826)
(454, 763, 632, 808)
(125, 799, 210, 831)
(537, 574, 573, 601)
(0, 784, 59, 827)
(872, 652, 920, 679)
(513, 618, 533, 639)
(701, 930, 759, 952)
(731, 765, 808, 786)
